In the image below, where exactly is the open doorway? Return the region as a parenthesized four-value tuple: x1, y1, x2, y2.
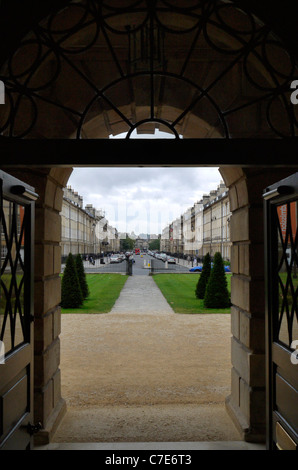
(53, 165, 239, 444)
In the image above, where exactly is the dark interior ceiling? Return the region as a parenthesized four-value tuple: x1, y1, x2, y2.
(1, 0, 298, 66)
(0, 0, 298, 166)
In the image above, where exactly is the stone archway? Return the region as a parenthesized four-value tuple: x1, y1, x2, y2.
(5, 164, 296, 445)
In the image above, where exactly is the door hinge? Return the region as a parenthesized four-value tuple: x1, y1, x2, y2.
(27, 422, 42, 436)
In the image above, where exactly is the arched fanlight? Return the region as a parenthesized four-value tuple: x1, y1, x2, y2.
(0, 0, 297, 139)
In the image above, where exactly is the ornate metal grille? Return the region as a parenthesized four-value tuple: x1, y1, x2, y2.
(0, 0, 297, 139)
(276, 201, 298, 349)
(0, 182, 27, 355)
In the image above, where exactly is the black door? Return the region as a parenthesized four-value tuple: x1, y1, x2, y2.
(264, 172, 298, 450)
(0, 171, 38, 450)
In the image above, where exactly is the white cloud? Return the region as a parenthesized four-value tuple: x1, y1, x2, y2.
(67, 167, 222, 234)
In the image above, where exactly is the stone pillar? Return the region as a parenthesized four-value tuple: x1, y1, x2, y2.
(34, 184, 64, 443)
(34, 169, 72, 444)
(220, 167, 296, 443)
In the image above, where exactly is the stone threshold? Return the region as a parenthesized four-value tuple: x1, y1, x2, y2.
(34, 441, 266, 451)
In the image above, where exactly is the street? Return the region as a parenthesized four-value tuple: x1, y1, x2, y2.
(68, 253, 193, 275)
(134, 253, 190, 275)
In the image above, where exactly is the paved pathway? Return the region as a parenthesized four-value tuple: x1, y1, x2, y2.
(110, 275, 174, 315)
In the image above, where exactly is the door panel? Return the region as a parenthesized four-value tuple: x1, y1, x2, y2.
(264, 172, 298, 451)
(0, 171, 37, 450)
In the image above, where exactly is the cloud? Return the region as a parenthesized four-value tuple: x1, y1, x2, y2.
(67, 167, 222, 234)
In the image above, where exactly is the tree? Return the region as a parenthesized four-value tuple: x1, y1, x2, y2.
(149, 238, 160, 251)
(204, 252, 230, 308)
(75, 254, 89, 299)
(61, 253, 83, 308)
(195, 252, 211, 299)
(120, 235, 135, 251)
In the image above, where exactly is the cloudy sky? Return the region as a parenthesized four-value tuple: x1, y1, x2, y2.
(67, 166, 222, 236)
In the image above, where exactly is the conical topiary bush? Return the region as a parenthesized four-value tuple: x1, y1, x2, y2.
(204, 252, 230, 308)
(75, 254, 89, 299)
(61, 253, 83, 308)
(195, 252, 211, 299)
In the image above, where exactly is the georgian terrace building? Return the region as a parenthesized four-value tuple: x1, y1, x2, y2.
(161, 181, 231, 261)
(202, 182, 231, 260)
(60, 186, 120, 258)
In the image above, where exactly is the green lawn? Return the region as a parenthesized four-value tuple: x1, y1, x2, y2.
(153, 273, 232, 314)
(61, 274, 128, 314)
(279, 272, 298, 286)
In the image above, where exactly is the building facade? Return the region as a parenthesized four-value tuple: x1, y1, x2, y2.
(161, 181, 231, 260)
(201, 182, 231, 259)
(60, 186, 120, 258)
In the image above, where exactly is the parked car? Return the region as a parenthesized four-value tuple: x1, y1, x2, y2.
(167, 257, 176, 264)
(189, 265, 202, 272)
(189, 264, 231, 273)
(110, 255, 121, 263)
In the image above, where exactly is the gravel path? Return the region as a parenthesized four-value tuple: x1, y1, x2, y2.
(53, 276, 240, 443)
